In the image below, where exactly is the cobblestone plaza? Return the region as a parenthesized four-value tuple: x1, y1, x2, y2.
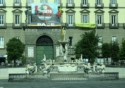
(0, 79, 125, 88)
(0, 0, 125, 64)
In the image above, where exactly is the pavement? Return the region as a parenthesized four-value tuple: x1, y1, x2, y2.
(0, 79, 125, 88)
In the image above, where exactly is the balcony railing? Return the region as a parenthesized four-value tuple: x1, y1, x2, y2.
(0, 2, 6, 8)
(109, 3, 118, 8)
(95, 3, 104, 8)
(12, 23, 23, 29)
(58, 3, 63, 7)
(13, 2, 22, 8)
(66, 23, 75, 28)
(26, 2, 32, 8)
(96, 23, 105, 29)
(66, 3, 75, 8)
(1, 23, 125, 29)
(0, 23, 7, 29)
(80, 3, 89, 8)
(123, 23, 125, 29)
(109, 23, 119, 29)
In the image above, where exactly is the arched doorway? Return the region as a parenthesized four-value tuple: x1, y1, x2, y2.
(36, 35, 54, 65)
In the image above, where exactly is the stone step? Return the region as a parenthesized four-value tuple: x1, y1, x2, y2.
(27, 74, 48, 79)
(51, 78, 87, 80)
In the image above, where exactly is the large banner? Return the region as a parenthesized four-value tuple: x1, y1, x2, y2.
(30, 3, 61, 26)
(75, 23, 96, 28)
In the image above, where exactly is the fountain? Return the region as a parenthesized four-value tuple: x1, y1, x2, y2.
(30, 28, 106, 80)
(56, 27, 69, 63)
(47, 28, 86, 80)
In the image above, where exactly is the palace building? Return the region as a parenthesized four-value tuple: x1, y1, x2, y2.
(0, 0, 125, 65)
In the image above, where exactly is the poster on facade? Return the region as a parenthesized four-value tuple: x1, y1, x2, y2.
(30, 3, 62, 27)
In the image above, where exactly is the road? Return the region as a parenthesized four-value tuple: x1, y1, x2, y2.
(0, 79, 125, 88)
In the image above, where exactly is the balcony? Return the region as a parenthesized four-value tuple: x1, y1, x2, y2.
(95, 3, 104, 8)
(26, 2, 32, 8)
(58, 3, 63, 8)
(0, 23, 7, 29)
(0, 3, 6, 8)
(12, 23, 23, 29)
(109, 3, 118, 9)
(96, 23, 105, 29)
(98, 42, 102, 49)
(13, 2, 22, 8)
(81, 3, 89, 8)
(66, 23, 75, 28)
(66, 3, 75, 8)
(109, 23, 119, 29)
(123, 23, 125, 29)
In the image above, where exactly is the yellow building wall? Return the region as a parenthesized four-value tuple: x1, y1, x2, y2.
(3, 0, 125, 24)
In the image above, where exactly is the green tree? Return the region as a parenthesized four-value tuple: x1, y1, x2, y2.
(102, 43, 111, 63)
(111, 42, 119, 62)
(75, 30, 99, 64)
(119, 39, 125, 60)
(6, 38, 25, 66)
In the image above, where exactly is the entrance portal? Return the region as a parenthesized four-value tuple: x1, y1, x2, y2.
(36, 35, 54, 65)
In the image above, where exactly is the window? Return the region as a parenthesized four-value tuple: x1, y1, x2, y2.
(27, 0, 33, 5)
(98, 36, 102, 48)
(0, 36, 4, 48)
(68, 15, 73, 25)
(82, 0, 87, 5)
(96, 0, 102, 5)
(68, 0, 73, 4)
(15, 15, 20, 24)
(0, 0, 4, 5)
(0, 15, 4, 25)
(28, 15, 32, 24)
(112, 36, 117, 43)
(109, 10, 118, 27)
(54, 0, 61, 4)
(111, 0, 116, 4)
(67, 0, 74, 7)
(13, 9, 22, 27)
(40, 0, 48, 3)
(69, 36, 73, 46)
(96, 15, 102, 24)
(28, 47, 34, 57)
(82, 15, 88, 23)
(99, 36, 103, 42)
(98, 42, 102, 48)
(14, 0, 20, 4)
(111, 15, 116, 24)
(110, 0, 118, 8)
(66, 10, 75, 26)
(14, 0, 21, 7)
(95, 10, 104, 28)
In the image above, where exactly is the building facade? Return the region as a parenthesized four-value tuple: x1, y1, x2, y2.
(0, 0, 125, 64)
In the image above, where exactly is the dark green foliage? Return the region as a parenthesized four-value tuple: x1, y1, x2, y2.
(102, 42, 119, 62)
(119, 39, 125, 60)
(111, 42, 119, 62)
(6, 38, 25, 66)
(75, 30, 99, 64)
(102, 43, 111, 58)
(21, 55, 26, 65)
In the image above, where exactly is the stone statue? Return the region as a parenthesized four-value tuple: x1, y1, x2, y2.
(80, 54, 83, 62)
(61, 27, 66, 41)
(43, 54, 46, 62)
(59, 44, 64, 56)
(63, 29, 66, 41)
(64, 53, 67, 62)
